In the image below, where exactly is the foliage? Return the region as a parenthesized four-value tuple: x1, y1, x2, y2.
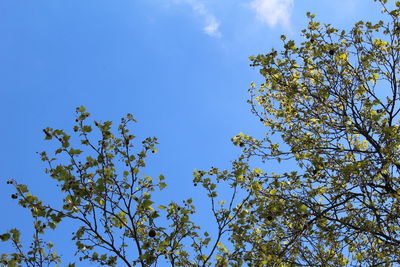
(2, 0, 400, 266)
(229, 0, 400, 265)
(1, 106, 247, 266)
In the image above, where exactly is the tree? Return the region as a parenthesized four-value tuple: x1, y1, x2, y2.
(1, 107, 244, 267)
(228, 0, 400, 265)
(2, 0, 400, 266)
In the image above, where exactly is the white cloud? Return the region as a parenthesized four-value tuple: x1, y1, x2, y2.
(172, 0, 221, 37)
(250, 0, 293, 29)
(203, 17, 220, 37)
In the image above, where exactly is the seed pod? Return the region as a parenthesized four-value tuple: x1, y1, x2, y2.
(148, 229, 156, 238)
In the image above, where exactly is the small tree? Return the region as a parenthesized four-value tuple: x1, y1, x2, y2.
(2, 0, 400, 266)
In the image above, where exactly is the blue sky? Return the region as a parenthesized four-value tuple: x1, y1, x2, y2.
(0, 0, 383, 264)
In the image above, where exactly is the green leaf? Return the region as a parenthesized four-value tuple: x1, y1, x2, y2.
(69, 148, 82, 155)
(48, 222, 56, 230)
(142, 199, 154, 208)
(269, 189, 277, 195)
(0, 233, 10, 242)
(9, 229, 20, 242)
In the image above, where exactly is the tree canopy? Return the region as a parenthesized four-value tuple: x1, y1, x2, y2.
(2, 0, 400, 266)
